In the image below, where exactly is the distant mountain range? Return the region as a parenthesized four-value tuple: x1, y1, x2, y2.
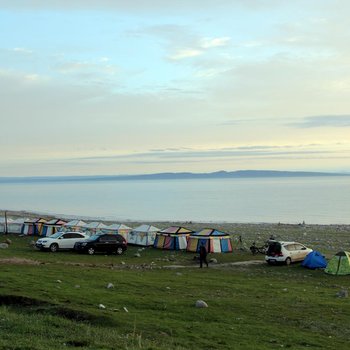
(0, 170, 348, 183)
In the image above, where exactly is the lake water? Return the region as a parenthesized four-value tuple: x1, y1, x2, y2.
(0, 177, 349, 224)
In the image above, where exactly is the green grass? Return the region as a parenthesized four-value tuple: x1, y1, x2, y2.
(0, 234, 349, 349)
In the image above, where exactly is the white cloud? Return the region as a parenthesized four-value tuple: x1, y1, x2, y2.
(200, 37, 231, 49)
(168, 49, 203, 60)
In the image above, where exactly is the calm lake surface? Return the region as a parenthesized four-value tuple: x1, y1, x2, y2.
(0, 177, 349, 224)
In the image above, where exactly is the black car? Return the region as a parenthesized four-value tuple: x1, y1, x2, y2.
(74, 234, 127, 255)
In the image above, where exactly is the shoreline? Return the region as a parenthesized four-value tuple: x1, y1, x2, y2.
(1, 209, 350, 228)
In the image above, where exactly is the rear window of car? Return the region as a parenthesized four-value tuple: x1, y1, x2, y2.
(100, 235, 117, 242)
(267, 242, 281, 255)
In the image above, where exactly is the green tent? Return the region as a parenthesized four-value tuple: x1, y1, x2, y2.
(325, 251, 350, 275)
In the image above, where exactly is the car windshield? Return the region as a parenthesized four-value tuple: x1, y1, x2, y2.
(87, 234, 100, 241)
(47, 232, 62, 239)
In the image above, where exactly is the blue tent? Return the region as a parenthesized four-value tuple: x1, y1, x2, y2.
(301, 251, 327, 269)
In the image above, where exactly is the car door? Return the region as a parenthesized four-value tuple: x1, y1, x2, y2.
(294, 244, 307, 261)
(95, 235, 108, 252)
(58, 233, 72, 249)
(284, 244, 296, 261)
(70, 233, 85, 248)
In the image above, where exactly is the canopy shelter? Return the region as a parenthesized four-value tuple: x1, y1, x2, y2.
(301, 251, 327, 269)
(187, 228, 233, 253)
(325, 251, 350, 275)
(41, 219, 67, 237)
(63, 220, 86, 232)
(153, 226, 194, 250)
(35, 218, 47, 236)
(82, 222, 107, 236)
(128, 224, 159, 246)
(0, 217, 13, 233)
(7, 218, 26, 234)
(103, 224, 132, 240)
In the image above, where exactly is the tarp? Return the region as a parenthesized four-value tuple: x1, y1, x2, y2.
(301, 251, 327, 269)
(325, 251, 350, 275)
(153, 226, 194, 250)
(128, 224, 159, 246)
(186, 228, 233, 253)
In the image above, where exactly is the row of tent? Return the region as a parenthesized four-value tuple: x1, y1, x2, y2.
(0, 218, 232, 253)
(301, 250, 350, 276)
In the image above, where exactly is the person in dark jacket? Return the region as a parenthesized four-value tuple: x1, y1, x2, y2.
(199, 243, 209, 268)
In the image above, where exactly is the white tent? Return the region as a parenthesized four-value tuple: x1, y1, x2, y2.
(128, 224, 160, 246)
(0, 217, 13, 233)
(8, 218, 26, 234)
(82, 222, 107, 235)
(103, 224, 132, 240)
(63, 220, 86, 232)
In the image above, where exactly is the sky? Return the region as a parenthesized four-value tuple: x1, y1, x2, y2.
(1, 0, 350, 176)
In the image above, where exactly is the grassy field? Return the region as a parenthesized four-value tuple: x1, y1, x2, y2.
(0, 232, 349, 350)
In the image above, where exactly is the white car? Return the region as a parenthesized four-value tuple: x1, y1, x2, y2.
(265, 241, 312, 265)
(35, 231, 88, 252)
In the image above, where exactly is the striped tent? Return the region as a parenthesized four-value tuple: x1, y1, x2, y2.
(41, 219, 67, 237)
(35, 218, 47, 236)
(187, 228, 233, 253)
(103, 224, 132, 240)
(154, 226, 194, 250)
(128, 224, 159, 246)
(22, 218, 38, 235)
(63, 220, 86, 232)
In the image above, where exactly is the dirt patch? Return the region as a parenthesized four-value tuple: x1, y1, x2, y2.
(0, 257, 41, 265)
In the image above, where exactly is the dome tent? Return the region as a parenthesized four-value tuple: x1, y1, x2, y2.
(325, 251, 350, 275)
(187, 228, 233, 253)
(301, 251, 327, 269)
(128, 224, 159, 246)
(154, 226, 194, 250)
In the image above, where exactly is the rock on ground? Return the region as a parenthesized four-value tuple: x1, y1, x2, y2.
(195, 300, 208, 308)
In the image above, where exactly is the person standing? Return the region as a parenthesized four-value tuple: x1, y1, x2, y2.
(199, 243, 209, 268)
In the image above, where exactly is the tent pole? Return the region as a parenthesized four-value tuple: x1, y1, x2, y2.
(4, 210, 8, 234)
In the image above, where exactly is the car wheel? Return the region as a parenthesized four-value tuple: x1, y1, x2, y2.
(50, 243, 59, 253)
(116, 247, 124, 255)
(285, 257, 292, 266)
(87, 247, 95, 255)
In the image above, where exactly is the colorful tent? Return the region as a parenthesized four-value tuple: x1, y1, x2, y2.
(103, 224, 132, 240)
(325, 251, 350, 275)
(41, 219, 67, 237)
(154, 226, 194, 250)
(128, 224, 159, 246)
(301, 251, 327, 269)
(8, 218, 26, 234)
(187, 228, 233, 253)
(82, 222, 107, 235)
(22, 218, 47, 235)
(22, 218, 38, 235)
(63, 220, 86, 232)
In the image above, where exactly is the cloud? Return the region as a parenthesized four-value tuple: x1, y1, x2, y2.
(200, 37, 231, 49)
(168, 49, 203, 60)
(292, 115, 350, 128)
